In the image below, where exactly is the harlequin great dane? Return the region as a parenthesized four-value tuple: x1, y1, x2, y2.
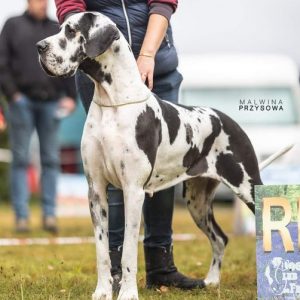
(37, 11, 289, 300)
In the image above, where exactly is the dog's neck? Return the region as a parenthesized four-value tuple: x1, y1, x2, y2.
(80, 35, 150, 107)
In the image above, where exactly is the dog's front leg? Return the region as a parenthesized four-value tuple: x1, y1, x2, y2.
(117, 186, 145, 300)
(88, 179, 112, 300)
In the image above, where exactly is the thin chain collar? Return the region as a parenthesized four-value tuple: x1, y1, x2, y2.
(93, 94, 151, 108)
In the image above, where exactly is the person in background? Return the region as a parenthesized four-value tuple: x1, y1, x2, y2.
(0, 0, 77, 233)
(55, 0, 204, 291)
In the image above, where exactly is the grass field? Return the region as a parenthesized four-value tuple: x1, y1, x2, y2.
(0, 202, 257, 300)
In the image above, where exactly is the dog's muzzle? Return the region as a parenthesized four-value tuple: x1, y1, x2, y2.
(36, 40, 57, 77)
(36, 40, 49, 54)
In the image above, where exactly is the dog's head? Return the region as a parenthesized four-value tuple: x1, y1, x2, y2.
(37, 12, 120, 77)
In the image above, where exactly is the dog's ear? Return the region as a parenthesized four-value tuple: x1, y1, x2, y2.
(85, 24, 120, 58)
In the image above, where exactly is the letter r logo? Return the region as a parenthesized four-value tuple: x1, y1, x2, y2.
(263, 197, 294, 252)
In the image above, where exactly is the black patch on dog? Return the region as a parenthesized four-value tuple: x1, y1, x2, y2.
(55, 56, 63, 64)
(208, 213, 212, 222)
(101, 208, 107, 218)
(183, 115, 221, 176)
(246, 202, 255, 214)
(182, 182, 187, 198)
(99, 234, 102, 240)
(127, 267, 130, 273)
(156, 96, 180, 144)
(185, 124, 193, 144)
(85, 24, 120, 58)
(70, 46, 85, 63)
(77, 13, 95, 39)
(114, 45, 120, 53)
(120, 161, 125, 176)
(211, 213, 228, 245)
(79, 36, 84, 44)
(201, 115, 222, 156)
(177, 103, 194, 111)
(79, 58, 112, 84)
(59, 38, 66, 50)
(88, 189, 99, 225)
(135, 105, 162, 186)
(211, 232, 216, 241)
(183, 146, 202, 169)
(216, 152, 244, 187)
(213, 109, 263, 195)
(65, 24, 76, 40)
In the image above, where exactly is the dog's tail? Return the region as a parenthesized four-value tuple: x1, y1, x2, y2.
(259, 144, 294, 171)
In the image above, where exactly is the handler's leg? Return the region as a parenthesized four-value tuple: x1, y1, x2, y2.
(107, 186, 124, 291)
(143, 70, 204, 289)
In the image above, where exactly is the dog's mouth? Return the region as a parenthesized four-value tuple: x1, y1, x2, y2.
(39, 58, 76, 78)
(39, 58, 57, 77)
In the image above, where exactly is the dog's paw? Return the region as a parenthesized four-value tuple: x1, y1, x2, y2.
(92, 289, 112, 300)
(117, 287, 138, 300)
(204, 277, 220, 286)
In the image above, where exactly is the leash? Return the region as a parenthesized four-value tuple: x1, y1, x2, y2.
(93, 94, 150, 108)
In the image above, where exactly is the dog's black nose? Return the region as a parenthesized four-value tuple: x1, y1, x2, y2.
(36, 40, 49, 54)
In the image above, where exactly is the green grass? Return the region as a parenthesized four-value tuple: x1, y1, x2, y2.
(0, 203, 257, 299)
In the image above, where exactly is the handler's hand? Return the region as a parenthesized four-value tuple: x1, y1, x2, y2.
(137, 55, 155, 90)
(59, 97, 76, 114)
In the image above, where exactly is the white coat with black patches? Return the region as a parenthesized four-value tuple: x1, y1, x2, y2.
(37, 11, 267, 300)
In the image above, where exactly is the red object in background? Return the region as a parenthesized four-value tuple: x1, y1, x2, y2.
(60, 147, 79, 173)
(0, 108, 6, 131)
(27, 164, 40, 194)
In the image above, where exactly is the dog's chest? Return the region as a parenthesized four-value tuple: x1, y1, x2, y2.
(83, 103, 148, 186)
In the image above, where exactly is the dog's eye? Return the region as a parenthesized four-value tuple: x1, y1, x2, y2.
(65, 25, 76, 38)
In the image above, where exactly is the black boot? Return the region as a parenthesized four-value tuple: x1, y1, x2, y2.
(109, 247, 122, 293)
(144, 245, 205, 289)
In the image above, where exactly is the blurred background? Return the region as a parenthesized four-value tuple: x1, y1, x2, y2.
(0, 0, 299, 228)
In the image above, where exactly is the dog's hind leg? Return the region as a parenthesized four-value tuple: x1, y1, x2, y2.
(185, 177, 228, 286)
